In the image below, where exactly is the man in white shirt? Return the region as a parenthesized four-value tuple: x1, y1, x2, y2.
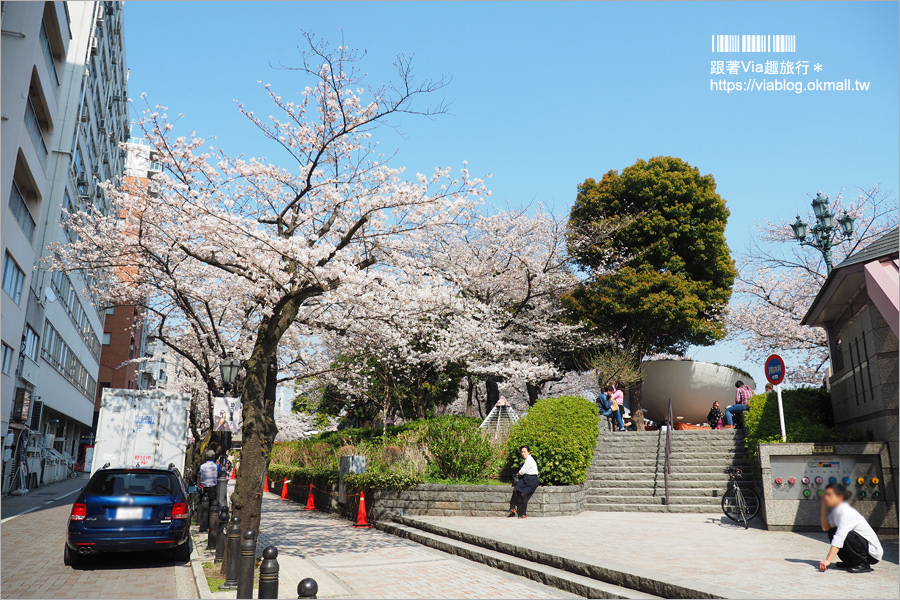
(819, 482, 883, 573)
(507, 446, 540, 519)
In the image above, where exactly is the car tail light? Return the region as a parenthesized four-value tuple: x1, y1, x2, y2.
(71, 503, 87, 521)
(171, 502, 188, 520)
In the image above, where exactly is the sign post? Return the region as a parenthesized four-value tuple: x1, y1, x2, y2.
(765, 354, 787, 442)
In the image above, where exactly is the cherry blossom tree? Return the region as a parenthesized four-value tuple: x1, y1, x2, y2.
(53, 35, 487, 535)
(728, 185, 898, 384)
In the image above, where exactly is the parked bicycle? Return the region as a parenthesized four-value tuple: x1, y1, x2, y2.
(721, 467, 760, 528)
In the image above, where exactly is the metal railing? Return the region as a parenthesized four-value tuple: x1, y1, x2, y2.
(25, 98, 48, 167)
(663, 398, 673, 506)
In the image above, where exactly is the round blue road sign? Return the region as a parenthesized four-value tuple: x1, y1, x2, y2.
(765, 354, 786, 385)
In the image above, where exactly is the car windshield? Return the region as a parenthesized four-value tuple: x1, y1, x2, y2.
(85, 471, 179, 497)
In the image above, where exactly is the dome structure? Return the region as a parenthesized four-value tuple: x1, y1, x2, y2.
(640, 360, 757, 424)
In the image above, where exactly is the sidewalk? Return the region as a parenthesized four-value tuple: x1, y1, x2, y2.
(190, 485, 575, 599)
(408, 512, 900, 599)
(1, 473, 88, 521)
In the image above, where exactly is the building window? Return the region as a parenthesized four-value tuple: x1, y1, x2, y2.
(2, 253, 26, 304)
(105, 306, 115, 315)
(23, 325, 40, 362)
(9, 181, 36, 243)
(25, 96, 48, 167)
(39, 20, 60, 86)
(102, 332, 111, 345)
(1, 343, 13, 375)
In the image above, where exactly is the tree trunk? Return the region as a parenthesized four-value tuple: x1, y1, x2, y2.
(485, 379, 500, 414)
(465, 377, 475, 418)
(628, 380, 645, 431)
(231, 291, 307, 540)
(525, 382, 541, 406)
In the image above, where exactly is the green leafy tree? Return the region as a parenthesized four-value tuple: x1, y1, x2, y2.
(566, 156, 736, 429)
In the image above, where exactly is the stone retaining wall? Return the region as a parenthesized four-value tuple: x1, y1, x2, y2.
(267, 478, 585, 521)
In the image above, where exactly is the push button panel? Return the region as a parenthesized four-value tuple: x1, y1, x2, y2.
(770, 455, 886, 501)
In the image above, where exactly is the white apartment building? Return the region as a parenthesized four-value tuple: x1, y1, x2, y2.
(1, 1, 127, 491)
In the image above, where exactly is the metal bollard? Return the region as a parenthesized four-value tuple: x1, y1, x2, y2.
(207, 492, 219, 550)
(220, 516, 241, 590)
(198, 491, 209, 532)
(236, 528, 256, 600)
(257, 546, 279, 599)
(214, 505, 229, 563)
(217, 472, 229, 508)
(297, 578, 318, 599)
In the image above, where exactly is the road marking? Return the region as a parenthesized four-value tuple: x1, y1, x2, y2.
(0, 506, 40, 523)
(1, 487, 82, 523)
(49, 488, 82, 503)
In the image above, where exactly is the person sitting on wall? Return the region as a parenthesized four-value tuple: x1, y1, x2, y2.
(597, 386, 626, 432)
(819, 482, 883, 573)
(707, 401, 723, 429)
(507, 446, 539, 519)
(723, 380, 753, 427)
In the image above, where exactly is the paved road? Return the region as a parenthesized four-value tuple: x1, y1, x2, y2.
(1, 476, 196, 599)
(414, 512, 900, 600)
(226, 490, 575, 599)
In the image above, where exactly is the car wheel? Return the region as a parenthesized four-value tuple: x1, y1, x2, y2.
(63, 544, 80, 568)
(172, 540, 191, 562)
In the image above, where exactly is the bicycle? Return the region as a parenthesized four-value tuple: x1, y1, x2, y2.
(721, 467, 760, 529)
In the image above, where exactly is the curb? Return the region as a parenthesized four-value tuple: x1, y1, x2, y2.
(189, 537, 214, 600)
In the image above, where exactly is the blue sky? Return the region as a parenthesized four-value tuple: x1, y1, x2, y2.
(124, 1, 899, 387)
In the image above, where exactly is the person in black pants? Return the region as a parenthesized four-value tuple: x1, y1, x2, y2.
(507, 446, 539, 519)
(819, 483, 883, 573)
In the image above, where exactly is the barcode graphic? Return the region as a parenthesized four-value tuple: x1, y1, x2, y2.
(711, 34, 796, 53)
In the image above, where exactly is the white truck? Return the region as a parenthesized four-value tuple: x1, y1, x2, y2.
(91, 389, 191, 473)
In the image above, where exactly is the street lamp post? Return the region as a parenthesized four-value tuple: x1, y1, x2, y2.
(219, 356, 241, 395)
(789, 192, 855, 273)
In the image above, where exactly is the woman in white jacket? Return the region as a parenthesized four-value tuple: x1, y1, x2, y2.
(508, 446, 540, 519)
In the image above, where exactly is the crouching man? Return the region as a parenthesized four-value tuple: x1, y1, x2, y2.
(819, 482, 883, 573)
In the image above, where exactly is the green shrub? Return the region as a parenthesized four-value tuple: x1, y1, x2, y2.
(507, 395, 599, 486)
(267, 463, 340, 485)
(745, 387, 864, 461)
(422, 416, 495, 481)
(345, 470, 423, 491)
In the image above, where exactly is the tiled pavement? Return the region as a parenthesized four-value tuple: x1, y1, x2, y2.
(1, 477, 196, 599)
(224, 490, 576, 599)
(413, 512, 900, 600)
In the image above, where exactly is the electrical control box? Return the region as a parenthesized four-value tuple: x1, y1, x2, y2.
(770, 455, 884, 501)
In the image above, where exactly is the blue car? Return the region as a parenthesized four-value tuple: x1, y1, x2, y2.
(64, 467, 192, 566)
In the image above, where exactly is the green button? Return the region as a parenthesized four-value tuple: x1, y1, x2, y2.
(803, 489, 812, 498)
(817, 489, 825, 497)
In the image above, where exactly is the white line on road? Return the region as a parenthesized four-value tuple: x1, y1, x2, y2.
(1, 487, 82, 523)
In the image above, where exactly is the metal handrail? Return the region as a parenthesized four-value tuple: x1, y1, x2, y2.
(663, 398, 673, 506)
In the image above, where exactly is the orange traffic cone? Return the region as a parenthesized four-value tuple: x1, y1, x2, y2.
(280, 478, 290, 500)
(353, 491, 372, 528)
(263, 475, 269, 493)
(304, 484, 317, 511)
(230, 468, 236, 480)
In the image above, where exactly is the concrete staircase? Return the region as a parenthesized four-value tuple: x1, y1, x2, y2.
(585, 428, 754, 512)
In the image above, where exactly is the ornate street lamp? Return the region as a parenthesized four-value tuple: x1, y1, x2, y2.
(789, 192, 855, 273)
(219, 356, 241, 392)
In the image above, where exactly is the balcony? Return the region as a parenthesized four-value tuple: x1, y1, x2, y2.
(8, 182, 36, 243)
(25, 99, 48, 168)
(39, 22, 60, 87)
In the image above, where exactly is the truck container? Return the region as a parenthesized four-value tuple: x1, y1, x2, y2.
(91, 389, 191, 473)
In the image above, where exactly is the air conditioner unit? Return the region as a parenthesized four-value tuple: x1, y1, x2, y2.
(98, 119, 106, 132)
(29, 400, 44, 431)
(80, 113, 90, 123)
(90, 39, 98, 56)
